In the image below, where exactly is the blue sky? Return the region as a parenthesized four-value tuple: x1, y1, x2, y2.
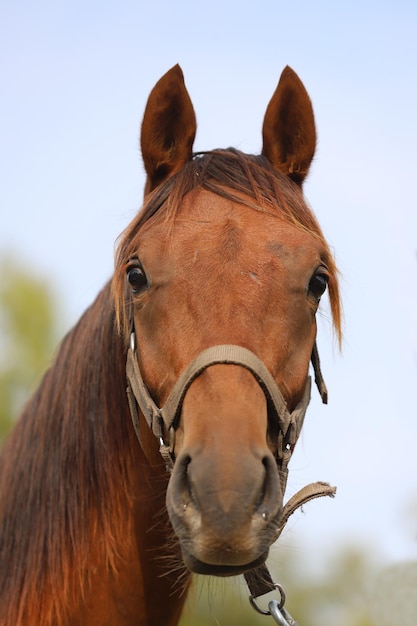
(1, 0, 417, 577)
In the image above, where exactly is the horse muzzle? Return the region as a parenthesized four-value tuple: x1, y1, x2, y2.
(166, 444, 282, 575)
(126, 340, 313, 574)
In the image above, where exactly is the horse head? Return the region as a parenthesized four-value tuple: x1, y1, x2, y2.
(114, 65, 341, 578)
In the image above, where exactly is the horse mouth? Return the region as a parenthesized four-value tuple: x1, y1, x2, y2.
(181, 547, 269, 577)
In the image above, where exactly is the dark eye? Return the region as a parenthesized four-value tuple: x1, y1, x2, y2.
(309, 271, 329, 301)
(126, 262, 148, 294)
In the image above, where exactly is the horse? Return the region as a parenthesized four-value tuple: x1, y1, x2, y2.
(0, 65, 341, 626)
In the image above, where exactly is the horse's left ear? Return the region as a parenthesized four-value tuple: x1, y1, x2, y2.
(262, 66, 316, 186)
(141, 64, 197, 194)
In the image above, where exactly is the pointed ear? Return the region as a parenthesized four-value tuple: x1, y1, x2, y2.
(140, 64, 197, 194)
(262, 66, 316, 185)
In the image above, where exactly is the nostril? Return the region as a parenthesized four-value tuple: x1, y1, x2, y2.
(254, 458, 268, 513)
(167, 453, 197, 515)
(182, 455, 197, 507)
(179, 453, 192, 472)
(256, 454, 281, 520)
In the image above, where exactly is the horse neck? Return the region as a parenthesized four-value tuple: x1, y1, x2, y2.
(0, 282, 187, 626)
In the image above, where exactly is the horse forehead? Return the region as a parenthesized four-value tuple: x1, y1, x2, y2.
(175, 188, 276, 236)
(139, 189, 322, 275)
(141, 189, 319, 262)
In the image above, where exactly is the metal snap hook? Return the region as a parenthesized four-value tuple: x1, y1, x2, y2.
(249, 584, 299, 625)
(268, 600, 299, 626)
(249, 583, 285, 615)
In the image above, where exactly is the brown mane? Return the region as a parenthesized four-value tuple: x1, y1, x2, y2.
(114, 148, 342, 342)
(0, 284, 137, 625)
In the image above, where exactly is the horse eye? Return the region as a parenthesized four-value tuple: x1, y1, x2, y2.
(309, 271, 329, 301)
(126, 263, 148, 294)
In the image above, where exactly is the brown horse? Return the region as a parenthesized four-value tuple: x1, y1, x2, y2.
(0, 65, 341, 626)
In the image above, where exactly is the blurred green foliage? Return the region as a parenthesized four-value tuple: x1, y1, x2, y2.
(0, 254, 61, 439)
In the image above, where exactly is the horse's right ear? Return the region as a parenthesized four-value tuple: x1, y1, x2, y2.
(141, 65, 197, 195)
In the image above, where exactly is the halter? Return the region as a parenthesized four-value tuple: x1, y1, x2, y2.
(125, 331, 336, 621)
